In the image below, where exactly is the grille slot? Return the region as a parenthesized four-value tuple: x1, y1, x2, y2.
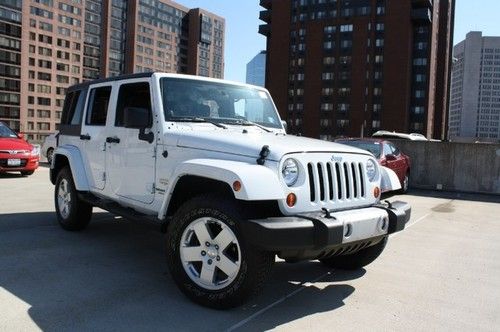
(307, 161, 366, 203)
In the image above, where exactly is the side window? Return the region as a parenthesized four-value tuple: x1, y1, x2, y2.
(115, 82, 152, 127)
(383, 143, 392, 156)
(86, 86, 112, 126)
(61, 91, 79, 124)
(390, 143, 400, 156)
(70, 90, 87, 125)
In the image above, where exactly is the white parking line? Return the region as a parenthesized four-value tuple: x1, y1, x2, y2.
(228, 208, 434, 330)
(406, 212, 432, 229)
(226, 271, 333, 332)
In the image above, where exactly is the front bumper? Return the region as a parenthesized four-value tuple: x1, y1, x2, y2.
(242, 201, 411, 252)
(0, 157, 39, 172)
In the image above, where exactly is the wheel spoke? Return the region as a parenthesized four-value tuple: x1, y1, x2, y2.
(217, 255, 239, 278)
(213, 227, 234, 251)
(199, 262, 216, 285)
(181, 246, 203, 262)
(192, 221, 212, 244)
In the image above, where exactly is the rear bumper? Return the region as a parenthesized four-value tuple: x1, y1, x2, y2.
(242, 201, 411, 252)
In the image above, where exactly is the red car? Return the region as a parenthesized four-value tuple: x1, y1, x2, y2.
(0, 121, 39, 176)
(335, 138, 411, 193)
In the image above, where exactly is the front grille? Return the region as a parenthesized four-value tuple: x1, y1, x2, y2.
(307, 161, 366, 202)
(0, 159, 28, 168)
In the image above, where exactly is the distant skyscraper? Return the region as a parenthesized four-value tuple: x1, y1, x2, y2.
(246, 50, 266, 87)
(449, 32, 500, 140)
(0, 0, 225, 142)
(259, 0, 455, 140)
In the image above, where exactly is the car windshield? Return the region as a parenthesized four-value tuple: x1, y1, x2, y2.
(337, 140, 382, 158)
(160, 78, 282, 129)
(0, 122, 18, 138)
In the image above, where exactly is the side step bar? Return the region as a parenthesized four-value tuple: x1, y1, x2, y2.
(78, 193, 169, 232)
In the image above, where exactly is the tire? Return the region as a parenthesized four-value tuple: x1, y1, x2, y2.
(166, 194, 274, 309)
(54, 166, 92, 231)
(21, 170, 34, 176)
(46, 148, 54, 164)
(400, 172, 409, 194)
(320, 236, 388, 270)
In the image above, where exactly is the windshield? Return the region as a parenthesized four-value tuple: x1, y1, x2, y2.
(0, 122, 18, 138)
(160, 78, 282, 129)
(337, 140, 382, 158)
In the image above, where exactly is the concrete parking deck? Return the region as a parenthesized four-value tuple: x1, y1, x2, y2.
(1, 166, 499, 331)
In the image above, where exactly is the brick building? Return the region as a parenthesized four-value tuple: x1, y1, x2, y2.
(259, 0, 455, 140)
(0, 0, 224, 141)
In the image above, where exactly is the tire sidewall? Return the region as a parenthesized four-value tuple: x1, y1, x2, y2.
(54, 168, 76, 225)
(166, 197, 260, 308)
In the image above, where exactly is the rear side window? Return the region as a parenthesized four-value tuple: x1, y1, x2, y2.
(61, 90, 86, 125)
(115, 82, 152, 127)
(86, 86, 112, 126)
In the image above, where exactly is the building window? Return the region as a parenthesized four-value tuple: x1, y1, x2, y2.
(321, 103, 334, 111)
(340, 24, 353, 32)
(415, 90, 426, 98)
(322, 72, 334, 80)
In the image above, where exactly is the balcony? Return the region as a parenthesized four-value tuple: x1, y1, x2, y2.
(412, 8, 432, 24)
(258, 24, 270, 37)
(260, 0, 272, 9)
(259, 10, 271, 23)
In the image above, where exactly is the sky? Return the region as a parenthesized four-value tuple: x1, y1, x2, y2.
(179, 0, 500, 84)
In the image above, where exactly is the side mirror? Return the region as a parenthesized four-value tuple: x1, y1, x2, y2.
(386, 154, 397, 161)
(17, 132, 25, 140)
(123, 107, 154, 143)
(281, 120, 288, 133)
(123, 107, 151, 129)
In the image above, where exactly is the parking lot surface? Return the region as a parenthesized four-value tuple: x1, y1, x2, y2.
(1, 166, 500, 331)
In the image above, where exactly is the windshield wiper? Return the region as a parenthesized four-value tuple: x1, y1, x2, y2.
(169, 117, 227, 129)
(225, 119, 272, 133)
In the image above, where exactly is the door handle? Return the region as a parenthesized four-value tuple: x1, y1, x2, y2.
(106, 136, 120, 144)
(80, 134, 91, 140)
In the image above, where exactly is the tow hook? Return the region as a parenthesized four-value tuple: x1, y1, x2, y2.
(322, 208, 336, 219)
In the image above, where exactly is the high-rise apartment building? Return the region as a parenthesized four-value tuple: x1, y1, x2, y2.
(246, 50, 266, 87)
(0, 0, 224, 142)
(259, 0, 455, 140)
(449, 32, 500, 140)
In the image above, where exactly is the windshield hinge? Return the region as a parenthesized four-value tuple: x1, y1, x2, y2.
(256, 145, 270, 165)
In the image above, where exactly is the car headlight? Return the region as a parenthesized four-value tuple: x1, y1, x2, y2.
(30, 145, 40, 156)
(282, 158, 299, 186)
(366, 159, 378, 182)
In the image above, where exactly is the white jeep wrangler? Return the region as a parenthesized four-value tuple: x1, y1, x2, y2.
(50, 72, 410, 309)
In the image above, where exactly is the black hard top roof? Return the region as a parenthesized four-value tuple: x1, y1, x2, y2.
(67, 72, 154, 92)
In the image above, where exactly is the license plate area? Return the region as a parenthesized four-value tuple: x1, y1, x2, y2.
(7, 159, 21, 166)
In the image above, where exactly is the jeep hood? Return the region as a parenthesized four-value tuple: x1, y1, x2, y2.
(175, 131, 371, 161)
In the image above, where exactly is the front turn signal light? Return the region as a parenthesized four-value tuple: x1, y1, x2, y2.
(286, 193, 297, 207)
(232, 181, 242, 192)
(374, 187, 381, 198)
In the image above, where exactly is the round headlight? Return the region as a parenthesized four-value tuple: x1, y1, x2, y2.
(282, 158, 299, 186)
(366, 159, 378, 182)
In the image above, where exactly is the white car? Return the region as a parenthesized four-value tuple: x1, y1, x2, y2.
(41, 132, 58, 164)
(50, 73, 410, 309)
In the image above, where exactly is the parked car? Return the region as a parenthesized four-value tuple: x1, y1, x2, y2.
(50, 72, 410, 309)
(42, 132, 58, 164)
(372, 130, 428, 141)
(336, 138, 411, 193)
(0, 121, 40, 176)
